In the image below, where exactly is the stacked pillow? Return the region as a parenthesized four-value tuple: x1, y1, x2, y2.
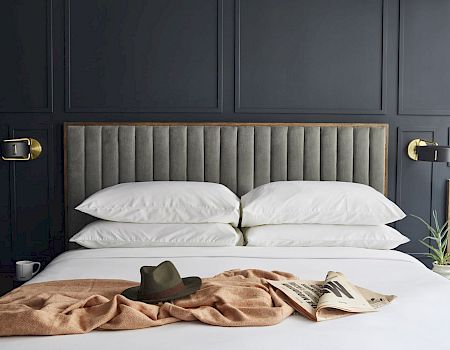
(241, 181, 408, 250)
(71, 180, 408, 250)
(71, 181, 242, 248)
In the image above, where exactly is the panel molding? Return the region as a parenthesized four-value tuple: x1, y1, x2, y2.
(65, 0, 223, 113)
(448, 127, 450, 167)
(235, 0, 387, 115)
(396, 127, 434, 207)
(9, 124, 53, 262)
(0, 0, 53, 113)
(395, 127, 436, 255)
(0, 125, 11, 270)
(398, 0, 450, 115)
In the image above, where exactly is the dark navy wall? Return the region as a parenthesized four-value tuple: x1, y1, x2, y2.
(1, 0, 450, 273)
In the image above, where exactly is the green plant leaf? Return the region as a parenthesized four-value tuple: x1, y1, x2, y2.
(411, 214, 435, 233)
(433, 210, 440, 230)
(420, 241, 444, 262)
(412, 211, 450, 264)
(420, 240, 439, 252)
(423, 236, 440, 243)
(444, 253, 450, 264)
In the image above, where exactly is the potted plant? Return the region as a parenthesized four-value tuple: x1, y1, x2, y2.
(413, 210, 450, 279)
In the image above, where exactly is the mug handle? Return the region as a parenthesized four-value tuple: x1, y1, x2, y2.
(32, 262, 41, 277)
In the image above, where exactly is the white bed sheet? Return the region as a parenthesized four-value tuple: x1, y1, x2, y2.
(2, 247, 449, 350)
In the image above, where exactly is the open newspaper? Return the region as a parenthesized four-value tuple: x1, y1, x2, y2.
(268, 271, 396, 322)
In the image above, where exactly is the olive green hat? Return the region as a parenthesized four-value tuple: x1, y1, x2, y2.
(121, 261, 202, 304)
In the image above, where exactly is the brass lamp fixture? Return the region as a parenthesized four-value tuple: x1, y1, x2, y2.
(407, 138, 450, 162)
(1, 138, 42, 161)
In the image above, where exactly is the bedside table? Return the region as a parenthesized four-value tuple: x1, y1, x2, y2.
(12, 279, 26, 289)
(0, 273, 14, 297)
(0, 274, 28, 297)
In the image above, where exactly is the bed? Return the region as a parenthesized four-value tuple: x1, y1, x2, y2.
(2, 122, 449, 350)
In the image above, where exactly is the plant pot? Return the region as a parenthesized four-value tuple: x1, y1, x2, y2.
(432, 262, 450, 280)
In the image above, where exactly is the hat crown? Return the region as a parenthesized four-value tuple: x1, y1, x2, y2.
(121, 260, 202, 303)
(139, 261, 183, 299)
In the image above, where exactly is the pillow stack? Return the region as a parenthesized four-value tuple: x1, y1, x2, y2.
(71, 181, 242, 248)
(71, 180, 408, 250)
(241, 181, 408, 250)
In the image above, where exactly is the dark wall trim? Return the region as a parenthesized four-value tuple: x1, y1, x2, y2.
(397, 0, 408, 115)
(235, 0, 388, 115)
(9, 124, 54, 262)
(64, 0, 224, 113)
(398, 0, 450, 116)
(395, 127, 436, 257)
(396, 127, 434, 208)
(0, 0, 53, 113)
(448, 127, 450, 167)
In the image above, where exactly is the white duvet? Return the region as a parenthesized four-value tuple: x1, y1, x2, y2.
(2, 247, 449, 350)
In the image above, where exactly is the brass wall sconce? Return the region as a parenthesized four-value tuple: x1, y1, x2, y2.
(1, 138, 42, 161)
(407, 138, 450, 162)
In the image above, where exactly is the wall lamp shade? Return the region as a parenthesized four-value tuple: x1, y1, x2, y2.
(407, 138, 450, 162)
(1, 138, 42, 161)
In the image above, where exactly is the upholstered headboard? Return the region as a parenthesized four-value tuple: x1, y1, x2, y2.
(65, 122, 388, 246)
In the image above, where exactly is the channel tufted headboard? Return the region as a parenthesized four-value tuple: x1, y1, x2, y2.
(64, 122, 388, 247)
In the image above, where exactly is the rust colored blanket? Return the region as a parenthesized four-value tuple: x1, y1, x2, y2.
(0, 269, 295, 336)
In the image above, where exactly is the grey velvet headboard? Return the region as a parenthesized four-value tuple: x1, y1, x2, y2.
(65, 122, 388, 246)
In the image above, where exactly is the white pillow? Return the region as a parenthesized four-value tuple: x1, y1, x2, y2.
(76, 181, 240, 226)
(70, 221, 243, 248)
(241, 181, 405, 226)
(244, 224, 409, 250)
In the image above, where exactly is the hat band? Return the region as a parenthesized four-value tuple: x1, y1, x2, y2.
(139, 282, 185, 301)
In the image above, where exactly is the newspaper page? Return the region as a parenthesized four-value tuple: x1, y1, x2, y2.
(268, 271, 395, 322)
(315, 271, 376, 321)
(268, 279, 323, 321)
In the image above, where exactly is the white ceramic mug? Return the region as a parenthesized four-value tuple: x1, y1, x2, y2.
(16, 260, 41, 281)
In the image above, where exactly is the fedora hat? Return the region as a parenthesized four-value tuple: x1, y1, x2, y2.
(121, 261, 202, 303)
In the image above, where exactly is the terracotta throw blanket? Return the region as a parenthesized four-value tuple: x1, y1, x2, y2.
(0, 269, 296, 336)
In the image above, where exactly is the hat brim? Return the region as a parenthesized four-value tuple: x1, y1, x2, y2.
(121, 276, 202, 304)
